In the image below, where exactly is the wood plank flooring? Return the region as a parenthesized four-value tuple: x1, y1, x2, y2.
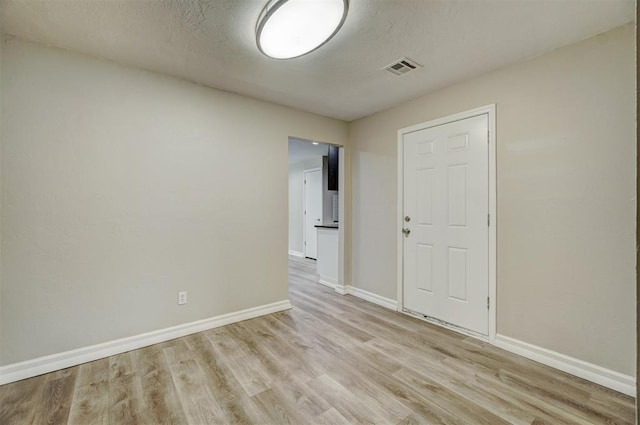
(0, 255, 635, 424)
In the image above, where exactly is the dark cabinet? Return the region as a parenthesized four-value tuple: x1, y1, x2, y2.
(328, 146, 339, 191)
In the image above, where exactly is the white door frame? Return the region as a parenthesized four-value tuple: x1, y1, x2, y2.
(336, 146, 346, 294)
(302, 167, 322, 259)
(396, 104, 497, 342)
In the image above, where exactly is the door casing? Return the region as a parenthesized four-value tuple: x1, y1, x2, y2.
(396, 104, 497, 342)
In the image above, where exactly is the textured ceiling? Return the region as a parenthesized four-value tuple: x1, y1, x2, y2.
(1, 0, 634, 121)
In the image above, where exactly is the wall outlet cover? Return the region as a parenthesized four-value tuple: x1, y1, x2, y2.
(178, 291, 187, 305)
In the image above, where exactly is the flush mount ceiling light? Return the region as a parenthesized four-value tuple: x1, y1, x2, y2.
(256, 0, 349, 60)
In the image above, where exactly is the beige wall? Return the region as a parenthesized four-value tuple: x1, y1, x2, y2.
(348, 24, 636, 375)
(0, 38, 347, 365)
(635, 2, 640, 410)
(0, 27, 3, 366)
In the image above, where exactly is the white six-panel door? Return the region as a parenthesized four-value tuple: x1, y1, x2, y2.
(402, 114, 489, 335)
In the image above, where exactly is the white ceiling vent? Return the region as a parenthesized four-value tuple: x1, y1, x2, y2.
(383, 57, 422, 76)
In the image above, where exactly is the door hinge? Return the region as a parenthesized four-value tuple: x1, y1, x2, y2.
(304, 180, 306, 184)
(487, 297, 490, 309)
(487, 214, 490, 227)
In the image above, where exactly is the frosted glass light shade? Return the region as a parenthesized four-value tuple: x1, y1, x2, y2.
(256, 0, 349, 59)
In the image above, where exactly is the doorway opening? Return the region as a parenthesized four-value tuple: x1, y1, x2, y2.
(288, 137, 346, 293)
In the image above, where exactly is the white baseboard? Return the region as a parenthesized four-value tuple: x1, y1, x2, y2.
(288, 250, 304, 258)
(334, 284, 347, 295)
(343, 285, 398, 311)
(0, 299, 292, 386)
(494, 334, 635, 396)
(318, 277, 337, 289)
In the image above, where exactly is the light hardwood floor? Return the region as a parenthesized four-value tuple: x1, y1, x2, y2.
(0, 255, 635, 424)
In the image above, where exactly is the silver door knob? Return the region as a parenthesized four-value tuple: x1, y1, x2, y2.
(402, 228, 411, 237)
(404, 216, 411, 222)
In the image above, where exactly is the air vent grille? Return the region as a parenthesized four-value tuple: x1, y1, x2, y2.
(383, 57, 422, 76)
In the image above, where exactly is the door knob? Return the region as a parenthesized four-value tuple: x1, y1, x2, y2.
(404, 216, 411, 222)
(402, 228, 411, 237)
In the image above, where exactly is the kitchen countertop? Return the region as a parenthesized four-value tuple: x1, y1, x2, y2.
(315, 223, 339, 229)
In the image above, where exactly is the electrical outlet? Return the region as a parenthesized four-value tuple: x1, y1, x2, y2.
(178, 291, 187, 305)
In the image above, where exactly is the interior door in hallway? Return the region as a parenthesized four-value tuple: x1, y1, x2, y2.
(304, 168, 322, 259)
(402, 114, 489, 335)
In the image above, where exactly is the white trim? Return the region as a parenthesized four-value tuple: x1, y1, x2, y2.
(337, 147, 346, 293)
(318, 277, 338, 289)
(487, 104, 497, 343)
(0, 300, 292, 386)
(345, 285, 398, 311)
(288, 250, 304, 258)
(494, 334, 635, 396)
(396, 138, 404, 312)
(396, 104, 497, 341)
(334, 284, 347, 295)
